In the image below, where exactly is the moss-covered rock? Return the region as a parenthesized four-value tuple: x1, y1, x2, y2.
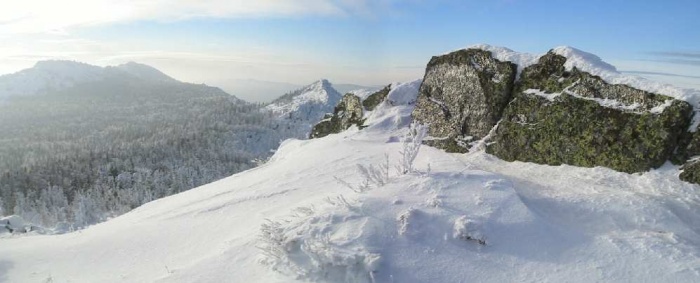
(363, 85, 390, 111)
(676, 125, 700, 185)
(680, 159, 700, 184)
(412, 49, 517, 152)
(518, 52, 675, 111)
(310, 93, 365, 139)
(486, 51, 693, 173)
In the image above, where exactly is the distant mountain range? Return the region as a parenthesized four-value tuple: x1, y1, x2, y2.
(0, 60, 379, 104)
(0, 60, 177, 99)
(0, 60, 360, 232)
(216, 78, 379, 103)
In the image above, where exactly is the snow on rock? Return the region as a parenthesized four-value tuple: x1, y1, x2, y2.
(363, 80, 422, 133)
(468, 44, 540, 77)
(467, 44, 700, 113)
(265, 79, 343, 139)
(551, 46, 618, 73)
(347, 88, 380, 100)
(266, 79, 341, 114)
(386, 79, 422, 105)
(524, 88, 644, 112)
(0, 215, 47, 236)
(551, 46, 700, 113)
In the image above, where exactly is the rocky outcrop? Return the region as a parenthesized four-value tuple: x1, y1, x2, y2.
(310, 93, 365, 138)
(676, 127, 700, 183)
(680, 160, 700, 184)
(412, 48, 695, 174)
(486, 52, 693, 173)
(412, 49, 517, 152)
(362, 86, 390, 111)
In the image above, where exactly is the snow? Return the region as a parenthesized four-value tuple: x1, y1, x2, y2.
(524, 88, 562, 101)
(110, 62, 176, 82)
(466, 45, 700, 122)
(651, 99, 677, 114)
(264, 79, 343, 139)
(551, 46, 619, 73)
(0, 60, 105, 98)
(550, 46, 700, 114)
(266, 79, 341, 114)
(386, 79, 422, 105)
(347, 87, 381, 100)
(467, 44, 540, 78)
(2, 80, 699, 282)
(465, 45, 700, 129)
(524, 88, 643, 113)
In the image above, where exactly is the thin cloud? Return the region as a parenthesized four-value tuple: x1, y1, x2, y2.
(645, 58, 700, 66)
(649, 51, 700, 59)
(620, 70, 700, 79)
(646, 51, 700, 66)
(0, 0, 358, 34)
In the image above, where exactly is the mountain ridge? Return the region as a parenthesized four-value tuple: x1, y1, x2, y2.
(0, 60, 184, 99)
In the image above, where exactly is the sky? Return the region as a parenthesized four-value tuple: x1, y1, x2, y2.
(1, 0, 698, 101)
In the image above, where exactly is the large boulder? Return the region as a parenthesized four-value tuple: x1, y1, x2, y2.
(486, 52, 693, 173)
(362, 86, 390, 111)
(310, 93, 365, 138)
(412, 49, 517, 152)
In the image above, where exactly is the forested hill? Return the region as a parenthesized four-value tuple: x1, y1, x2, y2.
(0, 61, 306, 230)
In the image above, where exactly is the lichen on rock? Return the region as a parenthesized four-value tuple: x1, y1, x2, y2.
(675, 124, 700, 184)
(485, 51, 693, 173)
(310, 93, 365, 139)
(362, 85, 390, 111)
(412, 49, 517, 152)
(680, 159, 700, 184)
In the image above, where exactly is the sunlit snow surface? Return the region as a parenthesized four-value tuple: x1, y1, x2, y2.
(1, 80, 699, 283)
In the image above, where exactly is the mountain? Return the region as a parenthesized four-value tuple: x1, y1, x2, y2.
(265, 79, 343, 139)
(110, 61, 177, 83)
(0, 60, 105, 99)
(0, 61, 298, 230)
(0, 60, 182, 99)
(332, 83, 382, 96)
(2, 53, 699, 282)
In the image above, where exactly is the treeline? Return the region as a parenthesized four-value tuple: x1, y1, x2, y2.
(0, 78, 296, 230)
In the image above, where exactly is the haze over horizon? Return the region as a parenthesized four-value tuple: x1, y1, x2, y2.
(1, 0, 699, 101)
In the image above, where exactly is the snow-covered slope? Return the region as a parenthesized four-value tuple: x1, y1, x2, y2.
(265, 79, 343, 139)
(1, 79, 699, 283)
(0, 61, 176, 98)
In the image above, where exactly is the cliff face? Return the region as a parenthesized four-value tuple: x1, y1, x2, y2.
(412, 47, 697, 179)
(412, 49, 517, 152)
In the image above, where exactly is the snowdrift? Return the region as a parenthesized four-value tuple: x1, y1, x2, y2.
(1, 52, 700, 282)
